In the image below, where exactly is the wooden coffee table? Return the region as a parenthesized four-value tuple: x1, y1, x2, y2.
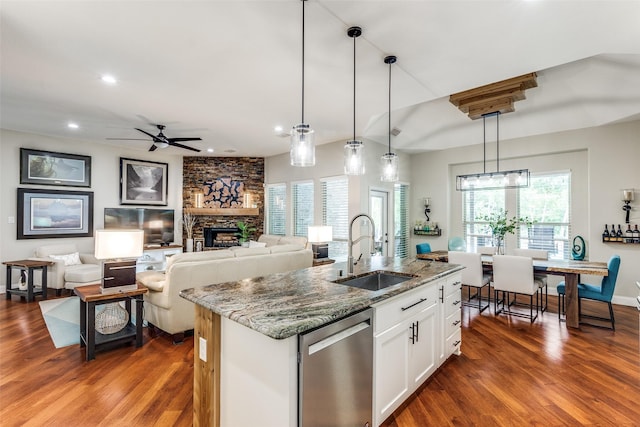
(74, 284, 147, 361)
(3, 259, 54, 302)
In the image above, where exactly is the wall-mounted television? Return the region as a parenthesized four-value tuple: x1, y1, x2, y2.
(104, 208, 175, 247)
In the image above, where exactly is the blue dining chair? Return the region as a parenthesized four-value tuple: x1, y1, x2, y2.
(448, 237, 466, 252)
(557, 255, 620, 330)
(416, 243, 432, 254)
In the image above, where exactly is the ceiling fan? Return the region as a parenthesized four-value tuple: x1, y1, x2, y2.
(108, 124, 202, 152)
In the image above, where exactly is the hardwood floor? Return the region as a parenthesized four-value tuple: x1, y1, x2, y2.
(1, 292, 638, 426)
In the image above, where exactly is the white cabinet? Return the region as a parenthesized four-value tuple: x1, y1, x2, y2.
(373, 282, 439, 426)
(373, 273, 462, 427)
(136, 245, 182, 273)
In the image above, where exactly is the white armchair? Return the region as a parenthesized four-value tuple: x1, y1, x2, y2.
(32, 244, 101, 294)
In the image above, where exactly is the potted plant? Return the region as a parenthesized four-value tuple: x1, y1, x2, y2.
(235, 221, 256, 247)
(482, 209, 533, 254)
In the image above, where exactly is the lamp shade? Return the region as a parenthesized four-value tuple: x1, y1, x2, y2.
(622, 189, 635, 202)
(308, 226, 333, 243)
(344, 140, 365, 175)
(95, 229, 144, 260)
(290, 124, 315, 167)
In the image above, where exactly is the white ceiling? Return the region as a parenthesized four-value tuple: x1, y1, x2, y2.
(2, 0, 640, 157)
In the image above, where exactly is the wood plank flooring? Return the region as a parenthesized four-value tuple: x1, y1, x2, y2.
(1, 292, 638, 426)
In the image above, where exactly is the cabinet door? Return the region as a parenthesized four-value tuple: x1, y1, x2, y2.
(374, 322, 410, 426)
(409, 303, 439, 388)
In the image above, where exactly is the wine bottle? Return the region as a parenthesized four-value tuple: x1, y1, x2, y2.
(603, 224, 610, 242)
(625, 224, 633, 243)
(616, 224, 623, 242)
(633, 224, 640, 244)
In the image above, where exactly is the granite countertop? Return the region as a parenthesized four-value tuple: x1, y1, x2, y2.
(180, 256, 462, 340)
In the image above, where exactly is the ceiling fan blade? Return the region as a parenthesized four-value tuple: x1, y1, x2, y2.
(148, 144, 158, 152)
(169, 141, 201, 152)
(135, 128, 158, 139)
(168, 137, 202, 143)
(106, 138, 150, 141)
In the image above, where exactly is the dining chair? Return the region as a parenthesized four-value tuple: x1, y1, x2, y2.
(416, 243, 432, 254)
(449, 251, 491, 313)
(492, 255, 545, 323)
(476, 246, 497, 256)
(448, 237, 466, 252)
(556, 254, 620, 330)
(513, 248, 549, 312)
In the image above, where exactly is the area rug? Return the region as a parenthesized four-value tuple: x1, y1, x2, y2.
(39, 297, 80, 348)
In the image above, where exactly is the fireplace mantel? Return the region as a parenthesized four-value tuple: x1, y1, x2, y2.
(184, 208, 259, 216)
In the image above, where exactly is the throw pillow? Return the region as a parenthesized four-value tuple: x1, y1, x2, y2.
(49, 252, 82, 266)
(248, 240, 267, 248)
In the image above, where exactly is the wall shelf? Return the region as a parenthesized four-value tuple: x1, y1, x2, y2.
(185, 208, 259, 216)
(413, 229, 442, 237)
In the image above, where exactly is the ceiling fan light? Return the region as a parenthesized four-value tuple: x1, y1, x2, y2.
(380, 152, 399, 182)
(154, 141, 169, 149)
(344, 140, 365, 175)
(290, 123, 315, 167)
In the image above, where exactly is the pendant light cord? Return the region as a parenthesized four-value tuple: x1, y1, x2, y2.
(496, 112, 500, 172)
(353, 31, 356, 141)
(388, 59, 391, 154)
(483, 115, 486, 174)
(301, 0, 306, 124)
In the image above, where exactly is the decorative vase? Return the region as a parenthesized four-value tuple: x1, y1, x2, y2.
(186, 238, 194, 252)
(493, 236, 504, 255)
(18, 270, 28, 291)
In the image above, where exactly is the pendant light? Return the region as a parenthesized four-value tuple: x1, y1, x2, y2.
(344, 26, 365, 175)
(290, 0, 315, 167)
(455, 111, 530, 191)
(381, 55, 398, 182)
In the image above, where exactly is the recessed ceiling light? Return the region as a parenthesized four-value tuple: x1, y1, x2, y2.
(101, 74, 117, 85)
(67, 122, 79, 129)
(207, 148, 214, 153)
(274, 125, 283, 133)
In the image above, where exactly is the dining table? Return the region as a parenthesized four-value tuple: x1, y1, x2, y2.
(416, 251, 609, 328)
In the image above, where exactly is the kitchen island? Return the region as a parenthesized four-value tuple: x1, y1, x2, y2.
(180, 256, 463, 427)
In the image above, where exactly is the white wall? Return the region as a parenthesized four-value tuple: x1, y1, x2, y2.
(0, 129, 184, 290)
(410, 120, 640, 303)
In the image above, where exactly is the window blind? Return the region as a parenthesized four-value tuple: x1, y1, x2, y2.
(266, 183, 286, 236)
(463, 189, 506, 251)
(321, 177, 348, 260)
(394, 183, 409, 258)
(292, 181, 314, 237)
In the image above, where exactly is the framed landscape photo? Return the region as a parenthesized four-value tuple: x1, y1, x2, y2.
(20, 148, 91, 187)
(17, 188, 94, 239)
(120, 157, 168, 206)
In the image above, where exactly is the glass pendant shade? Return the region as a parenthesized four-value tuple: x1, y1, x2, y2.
(290, 123, 315, 167)
(344, 140, 365, 175)
(380, 152, 399, 182)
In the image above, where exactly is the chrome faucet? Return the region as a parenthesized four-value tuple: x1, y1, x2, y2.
(348, 213, 376, 275)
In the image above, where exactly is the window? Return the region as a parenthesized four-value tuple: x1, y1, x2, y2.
(266, 183, 286, 236)
(322, 177, 348, 260)
(517, 172, 571, 260)
(394, 183, 409, 258)
(463, 189, 506, 251)
(292, 181, 314, 237)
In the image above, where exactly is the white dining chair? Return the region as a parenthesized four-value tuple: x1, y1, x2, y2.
(476, 246, 497, 256)
(513, 248, 549, 312)
(449, 251, 492, 313)
(492, 255, 545, 323)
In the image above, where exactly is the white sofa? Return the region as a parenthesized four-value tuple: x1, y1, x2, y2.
(136, 235, 312, 342)
(31, 243, 102, 294)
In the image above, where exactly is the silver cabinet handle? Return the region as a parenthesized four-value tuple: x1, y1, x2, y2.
(401, 298, 427, 311)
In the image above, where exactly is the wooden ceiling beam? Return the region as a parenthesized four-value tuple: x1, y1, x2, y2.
(449, 72, 537, 119)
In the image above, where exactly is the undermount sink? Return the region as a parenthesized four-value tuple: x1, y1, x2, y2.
(334, 270, 417, 291)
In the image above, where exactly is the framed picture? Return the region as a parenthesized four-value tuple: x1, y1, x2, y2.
(120, 157, 168, 206)
(20, 148, 91, 187)
(194, 237, 205, 252)
(17, 188, 94, 239)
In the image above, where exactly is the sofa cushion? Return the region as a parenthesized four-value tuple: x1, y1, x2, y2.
(137, 271, 166, 291)
(233, 247, 271, 258)
(257, 234, 281, 247)
(269, 243, 305, 254)
(35, 244, 79, 258)
(64, 263, 101, 283)
(49, 252, 82, 266)
(248, 240, 267, 248)
(166, 250, 234, 270)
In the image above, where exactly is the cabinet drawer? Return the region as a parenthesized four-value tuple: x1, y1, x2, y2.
(445, 328, 462, 356)
(445, 309, 461, 339)
(444, 291, 462, 318)
(444, 274, 462, 297)
(374, 283, 439, 334)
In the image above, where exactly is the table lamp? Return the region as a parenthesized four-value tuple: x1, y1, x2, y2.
(308, 226, 332, 259)
(95, 229, 144, 294)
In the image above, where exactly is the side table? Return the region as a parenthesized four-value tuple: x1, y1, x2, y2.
(74, 284, 147, 361)
(3, 259, 54, 302)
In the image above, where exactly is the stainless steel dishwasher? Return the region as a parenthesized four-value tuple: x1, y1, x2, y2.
(299, 308, 373, 427)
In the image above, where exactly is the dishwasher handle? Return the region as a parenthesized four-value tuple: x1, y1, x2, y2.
(308, 321, 370, 356)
